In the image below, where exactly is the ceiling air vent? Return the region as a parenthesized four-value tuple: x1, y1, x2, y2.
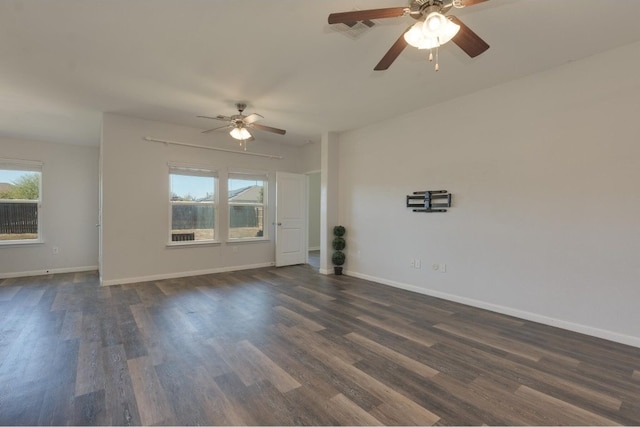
(331, 11, 376, 39)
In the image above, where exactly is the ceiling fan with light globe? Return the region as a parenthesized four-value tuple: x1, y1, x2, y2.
(198, 103, 286, 151)
(328, 0, 490, 71)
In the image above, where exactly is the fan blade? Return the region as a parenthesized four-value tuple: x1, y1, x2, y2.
(248, 123, 286, 135)
(458, 0, 489, 6)
(328, 7, 407, 25)
(374, 26, 411, 71)
(198, 115, 231, 121)
(244, 113, 263, 124)
(449, 16, 489, 58)
(202, 124, 231, 134)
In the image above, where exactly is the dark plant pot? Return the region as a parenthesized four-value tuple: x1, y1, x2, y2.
(334, 266, 343, 275)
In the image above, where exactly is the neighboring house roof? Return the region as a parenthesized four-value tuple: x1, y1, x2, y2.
(0, 183, 14, 193)
(229, 185, 261, 203)
(171, 185, 261, 202)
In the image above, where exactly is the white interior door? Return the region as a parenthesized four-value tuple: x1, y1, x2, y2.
(275, 172, 307, 267)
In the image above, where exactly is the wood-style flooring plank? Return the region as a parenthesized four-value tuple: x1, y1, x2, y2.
(345, 332, 439, 378)
(126, 356, 174, 425)
(102, 344, 141, 426)
(357, 314, 438, 348)
(154, 361, 212, 425)
(72, 389, 107, 425)
(326, 353, 441, 425)
(515, 385, 621, 425)
(0, 284, 21, 301)
(75, 341, 106, 396)
(273, 305, 325, 332)
(325, 393, 384, 425)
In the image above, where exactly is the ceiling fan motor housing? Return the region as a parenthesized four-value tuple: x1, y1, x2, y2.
(410, 0, 452, 19)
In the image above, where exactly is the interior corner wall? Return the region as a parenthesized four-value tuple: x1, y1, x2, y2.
(0, 137, 99, 277)
(307, 172, 321, 250)
(338, 41, 640, 347)
(320, 132, 339, 274)
(100, 113, 305, 285)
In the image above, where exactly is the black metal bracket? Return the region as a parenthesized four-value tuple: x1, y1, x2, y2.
(406, 190, 452, 213)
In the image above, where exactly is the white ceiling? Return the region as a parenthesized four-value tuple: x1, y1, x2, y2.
(2, 0, 640, 147)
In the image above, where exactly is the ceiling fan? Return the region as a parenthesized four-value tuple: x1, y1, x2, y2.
(198, 103, 286, 150)
(328, 0, 490, 71)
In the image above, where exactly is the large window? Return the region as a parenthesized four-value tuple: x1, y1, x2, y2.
(169, 166, 217, 243)
(0, 160, 42, 244)
(228, 173, 267, 240)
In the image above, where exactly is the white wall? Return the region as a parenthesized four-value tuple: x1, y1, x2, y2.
(101, 113, 306, 285)
(338, 41, 640, 347)
(300, 141, 321, 173)
(307, 172, 321, 250)
(0, 137, 99, 277)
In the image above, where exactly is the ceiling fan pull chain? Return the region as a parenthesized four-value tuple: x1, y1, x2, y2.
(429, 49, 433, 62)
(435, 47, 440, 72)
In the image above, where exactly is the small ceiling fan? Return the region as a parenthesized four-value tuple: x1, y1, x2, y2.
(198, 103, 286, 150)
(328, 0, 490, 71)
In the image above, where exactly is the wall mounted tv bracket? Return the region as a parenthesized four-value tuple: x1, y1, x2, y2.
(406, 190, 452, 213)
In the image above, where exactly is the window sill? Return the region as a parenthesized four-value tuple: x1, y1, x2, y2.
(0, 239, 43, 248)
(226, 238, 271, 244)
(166, 240, 221, 248)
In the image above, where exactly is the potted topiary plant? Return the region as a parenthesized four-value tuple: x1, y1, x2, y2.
(332, 225, 346, 275)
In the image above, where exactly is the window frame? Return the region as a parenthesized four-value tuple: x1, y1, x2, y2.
(168, 165, 219, 246)
(227, 171, 268, 242)
(0, 159, 43, 246)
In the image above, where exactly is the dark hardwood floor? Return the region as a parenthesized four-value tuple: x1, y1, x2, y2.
(1, 265, 639, 425)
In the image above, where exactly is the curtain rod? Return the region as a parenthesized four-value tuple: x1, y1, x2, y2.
(143, 136, 284, 160)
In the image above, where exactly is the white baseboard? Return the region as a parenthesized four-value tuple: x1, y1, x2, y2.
(346, 269, 640, 349)
(319, 268, 332, 275)
(308, 246, 320, 251)
(0, 265, 98, 279)
(101, 262, 275, 286)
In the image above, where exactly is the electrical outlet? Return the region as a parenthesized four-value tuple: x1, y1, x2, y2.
(410, 259, 415, 268)
(52, 246, 59, 254)
(415, 259, 421, 269)
(432, 263, 439, 271)
(441, 263, 447, 273)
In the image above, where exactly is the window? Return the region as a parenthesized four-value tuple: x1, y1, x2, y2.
(0, 160, 42, 244)
(169, 166, 217, 243)
(228, 172, 267, 240)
